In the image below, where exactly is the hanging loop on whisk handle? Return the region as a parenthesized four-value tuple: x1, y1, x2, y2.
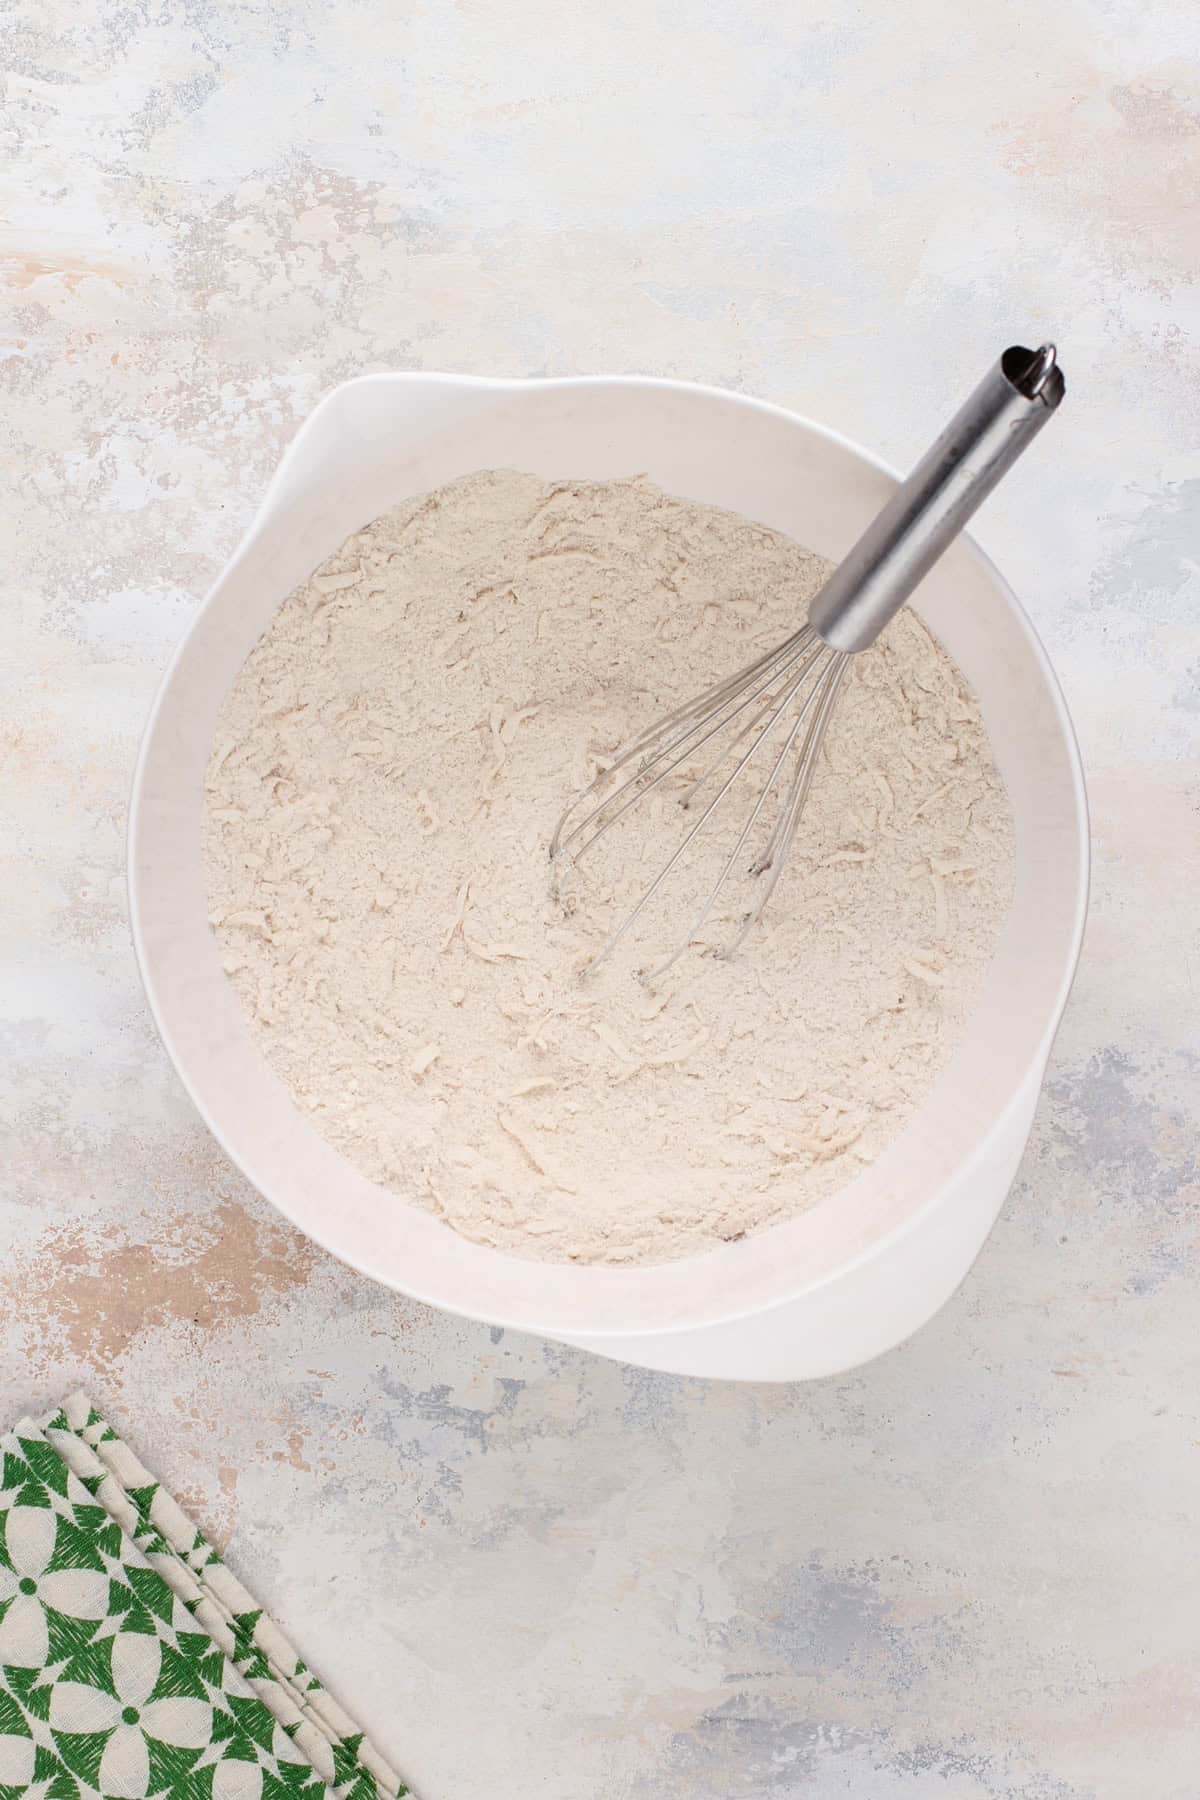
(809, 343, 1065, 655)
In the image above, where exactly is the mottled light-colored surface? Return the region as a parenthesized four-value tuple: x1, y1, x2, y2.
(2, 2, 1197, 1795)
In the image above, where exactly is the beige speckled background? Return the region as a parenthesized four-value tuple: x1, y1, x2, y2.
(2, 2, 1198, 1795)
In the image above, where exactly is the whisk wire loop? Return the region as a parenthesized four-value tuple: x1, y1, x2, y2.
(553, 626, 847, 975)
(550, 626, 822, 868)
(644, 649, 847, 982)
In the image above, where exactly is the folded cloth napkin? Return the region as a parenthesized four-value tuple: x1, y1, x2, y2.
(0, 1394, 407, 1799)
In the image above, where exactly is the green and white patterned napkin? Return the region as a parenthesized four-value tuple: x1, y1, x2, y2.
(0, 1394, 408, 1800)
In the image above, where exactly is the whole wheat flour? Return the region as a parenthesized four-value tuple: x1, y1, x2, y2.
(204, 471, 1014, 1265)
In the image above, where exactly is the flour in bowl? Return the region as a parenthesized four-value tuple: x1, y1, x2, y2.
(204, 472, 1013, 1265)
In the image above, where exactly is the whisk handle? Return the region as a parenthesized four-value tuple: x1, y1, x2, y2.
(808, 343, 1065, 655)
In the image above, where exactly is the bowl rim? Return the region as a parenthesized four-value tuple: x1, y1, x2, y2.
(128, 370, 1090, 1338)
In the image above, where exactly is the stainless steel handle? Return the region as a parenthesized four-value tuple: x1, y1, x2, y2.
(808, 343, 1065, 654)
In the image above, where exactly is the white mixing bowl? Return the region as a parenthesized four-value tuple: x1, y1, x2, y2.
(129, 374, 1088, 1380)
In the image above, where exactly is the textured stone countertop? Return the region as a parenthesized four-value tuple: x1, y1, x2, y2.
(3, 2, 1197, 1795)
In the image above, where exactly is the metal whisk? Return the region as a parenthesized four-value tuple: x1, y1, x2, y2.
(551, 343, 1065, 978)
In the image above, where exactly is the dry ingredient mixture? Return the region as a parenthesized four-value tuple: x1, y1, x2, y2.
(204, 471, 1014, 1265)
